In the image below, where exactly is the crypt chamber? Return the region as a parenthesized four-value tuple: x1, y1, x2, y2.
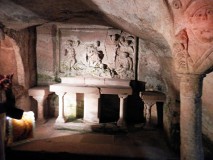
(0, 0, 213, 160)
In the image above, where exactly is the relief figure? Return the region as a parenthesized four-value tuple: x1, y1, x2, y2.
(173, 29, 193, 73)
(114, 33, 135, 79)
(187, 5, 213, 43)
(63, 40, 80, 70)
(86, 44, 102, 67)
(115, 49, 133, 72)
(85, 43, 112, 78)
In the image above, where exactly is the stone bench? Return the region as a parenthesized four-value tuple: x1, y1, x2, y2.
(50, 77, 132, 126)
(140, 91, 166, 129)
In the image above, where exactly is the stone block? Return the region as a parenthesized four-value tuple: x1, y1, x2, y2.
(100, 87, 132, 95)
(60, 77, 85, 85)
(28, 86, 50, 97)
(104, 79, 130, 87)
(85, 78, 105, 86)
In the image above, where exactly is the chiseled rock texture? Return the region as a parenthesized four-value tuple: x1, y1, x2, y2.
(0, 0, 212, 150)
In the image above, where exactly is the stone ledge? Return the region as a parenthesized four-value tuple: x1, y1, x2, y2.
(28, 86, 52, 97)
(60, 77, 131, 87)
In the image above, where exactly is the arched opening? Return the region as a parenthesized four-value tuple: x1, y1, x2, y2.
(0, 35, 25, 86)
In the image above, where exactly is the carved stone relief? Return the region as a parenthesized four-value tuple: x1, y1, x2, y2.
(173, 0, 213, 74)
(186, 2, 213, 43)
(62, 39, 79, 70)
(172, 0, 182, 9)
(59, 29, 136, 80)
(173, 29, 193, 73)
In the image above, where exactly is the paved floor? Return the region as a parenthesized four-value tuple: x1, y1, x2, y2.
(6, 119, 179, 160)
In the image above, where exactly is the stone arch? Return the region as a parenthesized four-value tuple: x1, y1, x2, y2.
(0, 35, 25, 86)
(10, 36, 25, 86)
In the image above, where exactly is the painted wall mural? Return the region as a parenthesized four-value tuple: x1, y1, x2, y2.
(58, 29, 136, 80)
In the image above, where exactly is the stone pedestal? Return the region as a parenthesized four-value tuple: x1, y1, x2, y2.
(143, 101, 155, 129)
(140, 91, 166, 129)
(179, 74, 204, 160)
(100, 87, 132, 127)
(28, 87, 52, 123)
(84, 93, 100, 123)
(50, 83, 100, 124)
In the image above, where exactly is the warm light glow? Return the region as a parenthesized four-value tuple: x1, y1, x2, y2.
(6, 116, 10, 120)
(12, 111, 34, 127)
(7, 111, 35, 144)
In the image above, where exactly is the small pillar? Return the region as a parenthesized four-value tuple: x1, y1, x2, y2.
(117, 94, 128, 127)
(143, 101, 155, 129)
(84, 93, 100, 123)
(140, 91, 166, 129)
(180, 74, 204, 160)
(55, 92, 66, 123)
(33, 96, 47, 123)
(28, 87, 51, 123)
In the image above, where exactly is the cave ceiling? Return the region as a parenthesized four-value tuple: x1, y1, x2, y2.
(0, 0, 173, 54)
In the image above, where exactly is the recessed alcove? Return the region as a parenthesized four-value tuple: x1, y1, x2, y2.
(99, 94, 120, 123)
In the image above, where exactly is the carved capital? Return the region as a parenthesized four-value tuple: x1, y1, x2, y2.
(144, 101, 156, 108)
(118, 94, 128, 99)
(172, 1, 213, 75)
(173, 29, 213, 74)
(55, 92, 66, 97)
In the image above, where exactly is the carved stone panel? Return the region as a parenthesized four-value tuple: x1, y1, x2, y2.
(58, 28, 136, 80)
(172, 0, 213, 74)
(185, 1, 213, 44)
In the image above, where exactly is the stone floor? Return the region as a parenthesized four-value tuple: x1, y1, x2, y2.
(5, 119, 180, 160)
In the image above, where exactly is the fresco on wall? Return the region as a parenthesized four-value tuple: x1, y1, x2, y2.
(59, 28, 136, 80)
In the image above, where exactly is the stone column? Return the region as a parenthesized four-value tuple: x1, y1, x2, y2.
(84, 93, 100, 123)
(180, 74, 204, 160)
(28, 87, 52, 123)
(117, 94, 128, 127)
(31, 96, 47, 123)
(55, 92, 66, 123)
(143, 101, 155, 129)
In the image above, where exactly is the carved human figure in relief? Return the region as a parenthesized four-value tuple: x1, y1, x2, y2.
(86, 44, 102, 67)
(115, 49, 133, 73)
(108, 34, 120, 45)
(114, 34, 134, 79)
(118, 35, 134, 54)
(64, 40, 79, 70)
(187, 5, 213, 43)
(173, 29, 193, 73)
